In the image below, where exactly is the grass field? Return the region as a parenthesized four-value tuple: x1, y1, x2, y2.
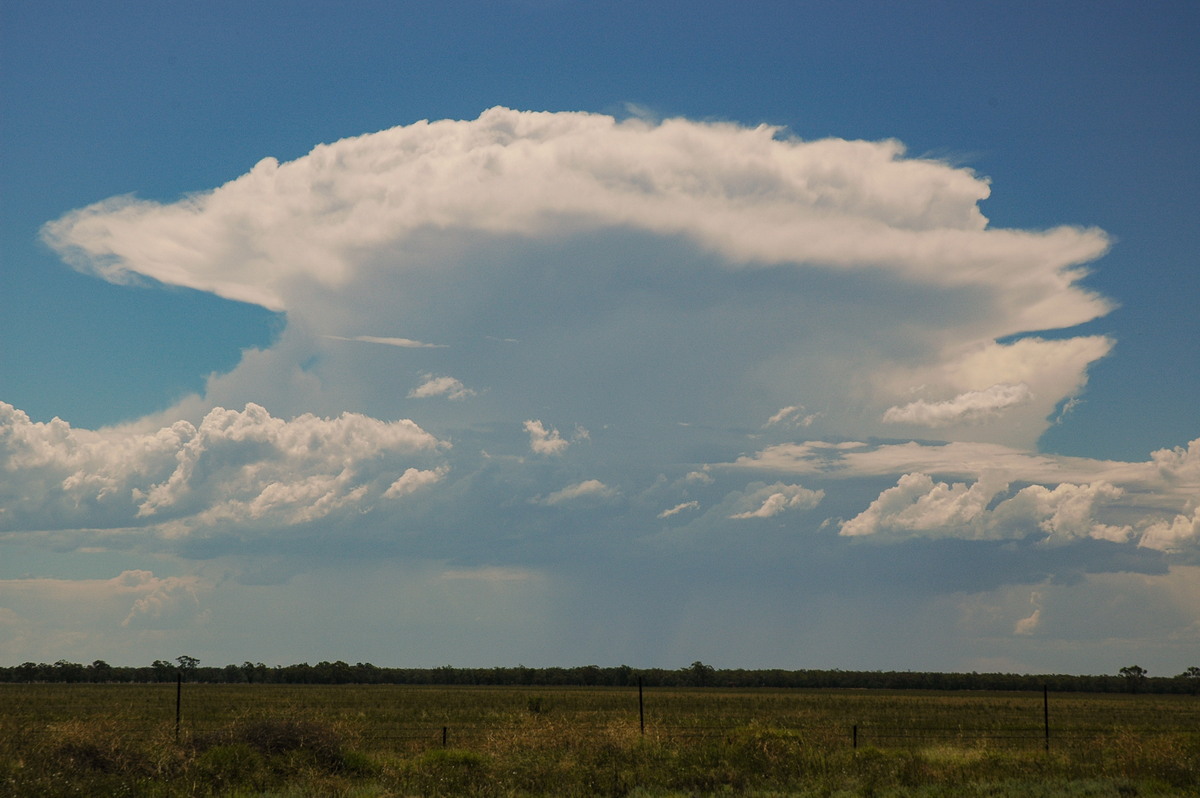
(2, 683, 1198, 796)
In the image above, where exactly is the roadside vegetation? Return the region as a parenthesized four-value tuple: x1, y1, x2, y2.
(2, 682, 1197, 796)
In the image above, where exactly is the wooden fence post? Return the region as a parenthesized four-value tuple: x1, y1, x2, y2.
(638, 677, 645, 737)
(1043, 685, 1050, 752)
(175, 673, 182, 741)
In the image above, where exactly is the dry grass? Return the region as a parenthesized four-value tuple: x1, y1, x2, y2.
(1, 684, 1197, 796)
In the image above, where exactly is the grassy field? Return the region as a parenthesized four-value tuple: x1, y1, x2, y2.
(2, 683, 1198, 796)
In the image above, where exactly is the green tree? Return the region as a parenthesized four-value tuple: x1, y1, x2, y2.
(686, 661, 716, 687)
(1178, 666, 1200, 695)
(1119, 665, 1147, 694)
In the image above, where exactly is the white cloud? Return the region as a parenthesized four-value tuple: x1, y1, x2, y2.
(839, 472, 1132, 544)
(765, 405, 820, 428)
(1013, 607, 1041, 636)
(523, 420, 586, 456)
(408, 375, 475, 400)
(728, 437, 1195, 496)
(0, 401, 445, 537)
(659, 500, 699, 518)
(384, 466, 449, 498)
(40, 108, 1117, 451)
(730, 483, 824, 519)
(882, 383, 1032, 427)
(1140, 507, 1200, 552)
(42, 109, 1111, 321)
(325, 335, 446, 348)
(537, 479, 618, 506)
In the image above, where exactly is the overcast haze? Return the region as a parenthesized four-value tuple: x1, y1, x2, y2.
(2, 0, 1198, 675)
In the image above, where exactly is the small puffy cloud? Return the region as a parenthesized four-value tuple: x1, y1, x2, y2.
(659, 500, 699, 519)
(1013, 607, 1041, 636)
(408, 374, 475, 400)
(537, 479, 618, 506)
(730, 483, 824, 519)
(765, 405, 820, 429)
(384, 466, 449, 498)
(523, 420, 587, 455)
(882, 383, 1032, 427)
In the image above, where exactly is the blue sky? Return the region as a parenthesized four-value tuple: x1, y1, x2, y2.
(2, 0, 1198, 674)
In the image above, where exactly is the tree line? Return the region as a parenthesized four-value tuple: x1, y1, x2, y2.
(3, 658, 1198, 694)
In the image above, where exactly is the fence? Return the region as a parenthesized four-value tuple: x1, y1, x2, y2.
(4, 680, 1198, 756)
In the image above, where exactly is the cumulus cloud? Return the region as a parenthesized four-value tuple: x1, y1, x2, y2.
(537, 479, 618, 506)
(0, 401, 444, 536)
(408, 375, 475, 400)
(839, 472, 1132, 544)
(1141, 507, 1200, 552)
(730, 483, 824, 519)
(882, 383, 1032, 426)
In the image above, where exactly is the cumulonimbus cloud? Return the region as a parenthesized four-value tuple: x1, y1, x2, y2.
(38, 108, 1119, 451)
(41, 108, 1111, 327)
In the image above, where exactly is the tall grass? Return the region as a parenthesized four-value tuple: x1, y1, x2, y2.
(1, 684, 1197, 796)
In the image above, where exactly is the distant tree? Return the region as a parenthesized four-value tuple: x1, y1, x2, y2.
(1179, 666, 1200, 695)
(686, 661, 716, 687)
(1119, 665, 1147, 694)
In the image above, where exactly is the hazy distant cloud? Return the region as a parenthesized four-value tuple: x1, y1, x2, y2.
(537, 479, 618, 506)
(730, 482, 824, 519)
(0, 570, 210, 641)
(882, 383, 1032, 427)
(408, 375, 475, 400)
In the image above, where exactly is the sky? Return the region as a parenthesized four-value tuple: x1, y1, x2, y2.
(1, 0, 1198, 676)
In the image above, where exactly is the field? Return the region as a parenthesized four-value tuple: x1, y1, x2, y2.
(2, 683, 1198, 797)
